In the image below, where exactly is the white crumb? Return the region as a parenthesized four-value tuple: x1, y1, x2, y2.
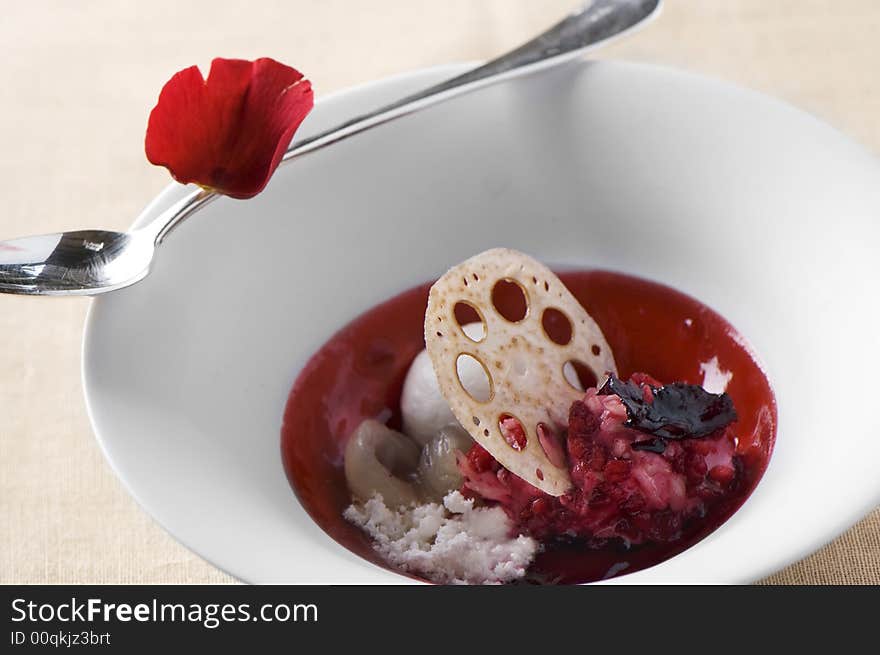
(343, 490, 538, 585)
(699, 356, 733, 394)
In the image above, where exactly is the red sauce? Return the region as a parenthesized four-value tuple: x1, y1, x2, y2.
(281, 270, 777, 583)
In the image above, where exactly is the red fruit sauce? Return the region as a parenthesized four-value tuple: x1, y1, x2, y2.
(281, 270, 777, 584)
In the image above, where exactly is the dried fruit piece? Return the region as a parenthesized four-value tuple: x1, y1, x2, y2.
(424, 248, 617, 496)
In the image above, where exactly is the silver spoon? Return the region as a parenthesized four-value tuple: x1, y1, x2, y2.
(0, 0, 660, 296)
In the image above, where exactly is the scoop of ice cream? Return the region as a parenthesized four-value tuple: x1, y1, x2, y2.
(401, 322, 487, 446)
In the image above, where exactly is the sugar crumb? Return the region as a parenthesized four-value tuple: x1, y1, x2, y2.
(343, 491, 537, 584)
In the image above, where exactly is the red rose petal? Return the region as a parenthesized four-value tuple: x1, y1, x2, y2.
(145, 57, 314, 199)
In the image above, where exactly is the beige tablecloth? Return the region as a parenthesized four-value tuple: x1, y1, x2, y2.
(1, 0, 877, 584)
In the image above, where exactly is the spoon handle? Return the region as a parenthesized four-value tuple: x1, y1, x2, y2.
(150, 0, 661, 243)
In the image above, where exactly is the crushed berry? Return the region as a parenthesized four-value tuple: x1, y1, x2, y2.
(603, 459, 632, 483)
(458, 373, 742, 547)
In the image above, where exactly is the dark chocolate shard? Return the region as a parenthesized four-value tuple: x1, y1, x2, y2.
(597, 375, 737, 447)
(631, 437, 669, 453)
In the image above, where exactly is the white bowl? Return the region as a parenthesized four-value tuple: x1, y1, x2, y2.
(83, 60, 880, 584)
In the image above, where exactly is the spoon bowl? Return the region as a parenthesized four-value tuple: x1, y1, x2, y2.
(0, 230, 151, 295)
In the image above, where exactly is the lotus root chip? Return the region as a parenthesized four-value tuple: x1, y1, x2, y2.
(424, 248, 617, 496)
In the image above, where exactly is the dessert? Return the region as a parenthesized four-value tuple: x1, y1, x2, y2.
(142, 59, 776, 585)
(281, 249, 776, 584)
